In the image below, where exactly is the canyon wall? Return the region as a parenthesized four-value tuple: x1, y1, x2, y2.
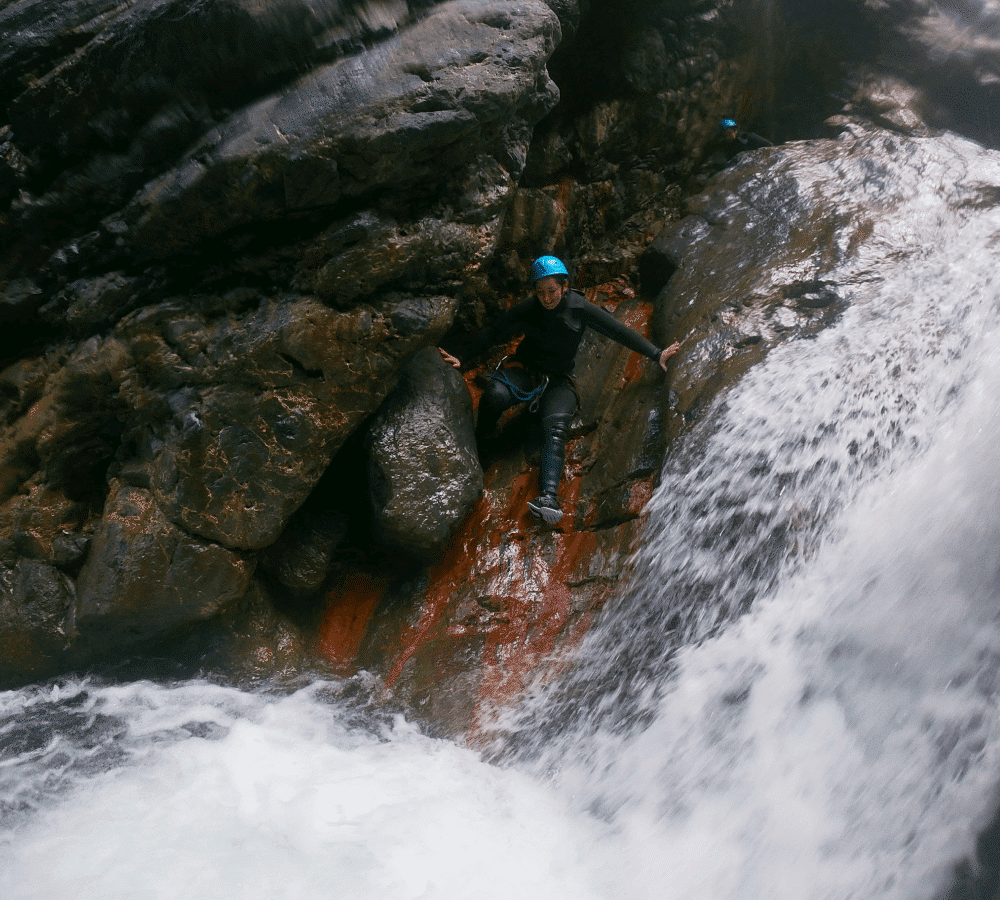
(2, 0, 998, 738)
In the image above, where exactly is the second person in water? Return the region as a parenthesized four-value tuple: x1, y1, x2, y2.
(440, 256, 680, 525)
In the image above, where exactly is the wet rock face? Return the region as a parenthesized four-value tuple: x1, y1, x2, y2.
(74, 483, 255, 653)
(0, 0, 708, 689)
(0, 0, 560, 684)
(0, 0, 560, 319)
(0, 284, 459, 683)
(2, 0, 998, 711)
(368, 347, 484, 561)
(502, 0, 750, 281)
(110, 0, 560, 258)
(321, 283, 673, 735)
(318, 123, 1000, 737)
(650, 124, 1000, 426)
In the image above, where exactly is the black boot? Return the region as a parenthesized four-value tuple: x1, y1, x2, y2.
(528, 413, 571, 524)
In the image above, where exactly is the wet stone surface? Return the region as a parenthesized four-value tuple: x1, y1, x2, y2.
(2, 0, 1000, 737)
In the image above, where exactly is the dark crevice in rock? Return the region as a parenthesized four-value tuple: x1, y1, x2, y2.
(278, 353, 324, 381)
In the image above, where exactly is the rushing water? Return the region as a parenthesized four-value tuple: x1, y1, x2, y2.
(4, 136, 1000, 899)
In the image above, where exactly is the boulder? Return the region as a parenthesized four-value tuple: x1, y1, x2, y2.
(73, 482, 254, 652)
(258, 510, 349, 597)
(0, 0, 561, 335)
(98, 0, 562, 258)
(0, 560, 76, 687)
(368, 346, 484, 560)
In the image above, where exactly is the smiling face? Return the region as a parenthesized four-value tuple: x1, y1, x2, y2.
(534, 275, 568, 310)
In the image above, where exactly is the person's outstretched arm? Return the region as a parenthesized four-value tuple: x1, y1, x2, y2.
(578, 299, 680, 370)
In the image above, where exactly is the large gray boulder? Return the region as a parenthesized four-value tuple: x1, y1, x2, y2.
(73, 483, 255, 654)
(368, 346, 483, 560)
(650, 120, 1000, 425)
(0, 0, 561, 289)
(114, 0, 561, 257)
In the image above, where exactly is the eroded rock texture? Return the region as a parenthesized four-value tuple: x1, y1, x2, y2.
(0, 0, 563, 685)
(2, 0, 1000, 735)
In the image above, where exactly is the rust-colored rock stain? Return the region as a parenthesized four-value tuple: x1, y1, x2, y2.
(473, 526, 604, 721)
(377, 485, 499, 689)
(314, 276, 662, 734)
(317, 571, 389, 672)
(379, 456, 624, 734)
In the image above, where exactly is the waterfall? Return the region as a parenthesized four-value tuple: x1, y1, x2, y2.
(4, 142, 1000, 898)
(488, 140, 1000, 898)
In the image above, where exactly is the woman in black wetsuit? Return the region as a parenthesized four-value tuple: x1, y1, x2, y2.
(440, 256, 680, 525)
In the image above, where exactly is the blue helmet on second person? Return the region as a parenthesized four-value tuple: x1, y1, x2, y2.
(720, 118, 738, 130)
(531, 255, 569, 282)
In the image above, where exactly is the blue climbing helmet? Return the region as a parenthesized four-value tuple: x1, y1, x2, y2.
(530, 255, 569, 282)
(720, 118, 738, 130)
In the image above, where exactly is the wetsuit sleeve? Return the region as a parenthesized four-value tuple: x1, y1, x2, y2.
(440, 301, 531, 364)
(577, 300, 662, 360)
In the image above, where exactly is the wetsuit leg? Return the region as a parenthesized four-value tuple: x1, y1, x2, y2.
(476, 365, 534, 441)
(528, 379, 578, 524)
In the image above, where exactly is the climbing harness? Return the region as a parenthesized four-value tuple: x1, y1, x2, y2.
(487, 361, 549, 413)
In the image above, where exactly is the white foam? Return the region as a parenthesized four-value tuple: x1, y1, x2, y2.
(0, 681, 610, 900)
